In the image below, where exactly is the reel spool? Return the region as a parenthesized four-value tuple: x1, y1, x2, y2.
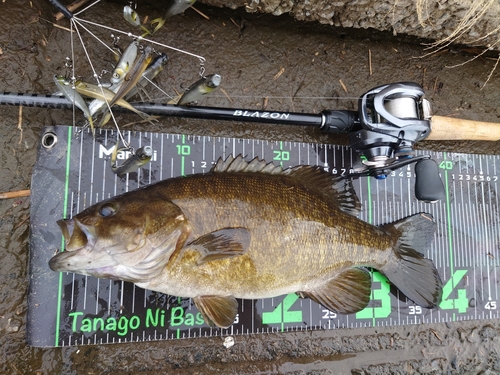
(352, 82, 432, 168)
(349, 82, 445, 202)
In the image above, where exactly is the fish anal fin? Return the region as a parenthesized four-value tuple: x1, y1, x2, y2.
(188, 227, 250, 265)
(194, 295, 238, 328)
(299, 268, 371, 314)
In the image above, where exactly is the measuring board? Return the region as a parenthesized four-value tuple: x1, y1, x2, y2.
(28, 125, 500, 347)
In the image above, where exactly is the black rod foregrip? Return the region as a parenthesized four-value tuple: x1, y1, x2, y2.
(47, 0, 74, 19)
(319, 110, 359, 133)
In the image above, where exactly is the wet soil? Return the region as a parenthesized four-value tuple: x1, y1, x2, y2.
(0, 1, 499, 374)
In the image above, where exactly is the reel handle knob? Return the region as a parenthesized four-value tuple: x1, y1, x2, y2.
(414, 159, 446, 203)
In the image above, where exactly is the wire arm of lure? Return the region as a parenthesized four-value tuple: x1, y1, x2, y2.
(73, 17, 206, 64)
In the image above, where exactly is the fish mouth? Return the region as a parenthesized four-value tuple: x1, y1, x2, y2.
(49, 218, 98, 272)
(57, 218, 96, 252)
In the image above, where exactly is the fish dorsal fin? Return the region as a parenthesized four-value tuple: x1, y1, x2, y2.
(193, 295, 238, 328)
(284, 166, 361, 216)
(299, 268, 372, 314)
(188, 228, 250, 265)
(211, 154, 283, 175)
(212, 155, 360, 216)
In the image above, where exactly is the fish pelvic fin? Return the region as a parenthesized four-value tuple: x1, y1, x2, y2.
(299, 268, 371, 314)
(193, 295, 238, 328)
(211, 155, 360, 216)
(188, 228, 250, 265)
(380, 213, 443, 308)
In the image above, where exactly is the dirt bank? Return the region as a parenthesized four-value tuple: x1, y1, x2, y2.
(200, 0, 500, 48)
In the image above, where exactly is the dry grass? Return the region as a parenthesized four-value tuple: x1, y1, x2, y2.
(416, 0, 500, 87)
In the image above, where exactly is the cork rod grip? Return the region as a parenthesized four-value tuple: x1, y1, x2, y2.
(427, 115, 500, 141)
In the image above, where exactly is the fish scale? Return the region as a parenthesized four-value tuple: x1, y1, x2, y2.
(28, 126, 500, 347)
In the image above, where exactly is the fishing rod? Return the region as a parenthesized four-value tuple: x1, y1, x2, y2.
(20, 1, 500, 202)
(4, 82, 500, 203)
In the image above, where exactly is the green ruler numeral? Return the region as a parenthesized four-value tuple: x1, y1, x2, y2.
(176, 144, 191, 155)
(273, 150, 290, 161)
(439, 270, 468, 313)
(439, 160, 453, 170)
(262, 294, 302, 325)
(356, 271, 392, 320)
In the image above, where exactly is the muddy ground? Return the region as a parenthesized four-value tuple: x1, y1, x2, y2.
(200, 0, 500, 47)
(0, 0, 500, 374)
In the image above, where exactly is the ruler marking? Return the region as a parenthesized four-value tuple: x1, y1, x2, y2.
(494, 156, 499, 302)
(95, 278, 100, 315)
(90, 133, 97, 206)
(102, 130, 107, 202)
(137, 132, 143, 188)
(77, 132, 84, 213)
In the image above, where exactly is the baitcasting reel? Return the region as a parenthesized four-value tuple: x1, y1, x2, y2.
(320, 82, 445, 203)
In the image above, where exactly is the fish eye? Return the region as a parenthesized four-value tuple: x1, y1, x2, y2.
(99, 203, 117, 217)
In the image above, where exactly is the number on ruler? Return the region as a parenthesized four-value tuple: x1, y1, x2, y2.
(409, 306, 422, 315)
(191, 160, 208, 168)
(356, 271, 392, 319)
(485, 301, 497, 310)
(176, 144, 191, 155)
(273, 150, 290, 161)
(262, 294, 302, 325)
(439, 270, 468, 313)
(322, 309, 337, 319)
(439, 160, 453, 170)
(233, 314, 240, 324)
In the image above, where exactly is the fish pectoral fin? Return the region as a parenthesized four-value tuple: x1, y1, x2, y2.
(193, 295, 238, 328)
(188, 228, 250, 265)
(299, 268, 372, 314)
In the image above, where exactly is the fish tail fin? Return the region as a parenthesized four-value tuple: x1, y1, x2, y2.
(380, 213, 443, 308)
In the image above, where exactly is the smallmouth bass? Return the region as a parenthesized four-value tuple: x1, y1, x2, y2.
(49, 155, 443, 328)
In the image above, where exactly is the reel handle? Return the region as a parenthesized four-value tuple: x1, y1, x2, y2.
(414, 159, 446, 203)
(427, 115, 500, 141)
